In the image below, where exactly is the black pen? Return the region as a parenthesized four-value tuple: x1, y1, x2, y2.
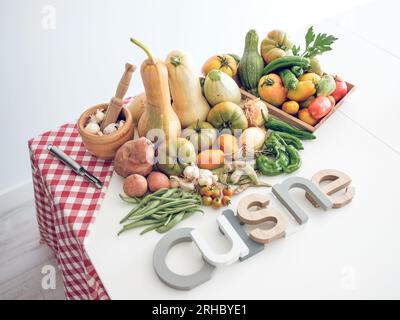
(47, 144, 103, 189)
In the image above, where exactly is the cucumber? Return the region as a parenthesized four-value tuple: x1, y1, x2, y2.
(280, 69, 299, 90)
(262, 56, 310, 75)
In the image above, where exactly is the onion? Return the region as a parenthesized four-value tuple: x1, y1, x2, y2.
(239, 127, 266, 152)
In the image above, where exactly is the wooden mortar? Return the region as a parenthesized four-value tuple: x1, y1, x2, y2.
(78, 104, 134, 160)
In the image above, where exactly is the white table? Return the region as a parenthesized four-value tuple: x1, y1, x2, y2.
(85, 3, 400, 299)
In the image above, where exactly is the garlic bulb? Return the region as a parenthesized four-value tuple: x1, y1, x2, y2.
(198, 176, 212, 186)
(85, 122, 100, 134)
(183, 165, 200, 181)
(103, 123, 117, 135)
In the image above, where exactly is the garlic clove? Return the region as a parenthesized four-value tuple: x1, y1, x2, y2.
(117, 120, 125, 129)
(85, 122, 100, 134)
(89, 114, 99, 124)
(95, 109, 105, 123)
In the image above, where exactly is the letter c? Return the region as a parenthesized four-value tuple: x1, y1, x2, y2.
(153, 228, 216, 291)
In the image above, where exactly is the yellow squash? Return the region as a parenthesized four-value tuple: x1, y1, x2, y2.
(166, 50, 210, 128)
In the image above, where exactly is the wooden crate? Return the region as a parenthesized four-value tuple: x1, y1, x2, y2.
(240, 81, 355, 132)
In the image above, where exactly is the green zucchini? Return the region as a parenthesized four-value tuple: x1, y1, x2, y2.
(238, 29, 264, 96)
(262, 56, 310, 75)
(280, 69, 298, 90)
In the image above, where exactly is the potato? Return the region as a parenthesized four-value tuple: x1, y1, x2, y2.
(114, 137, 154, 178)
(147, 172, 170, 192)
(123, 174, 148, 197)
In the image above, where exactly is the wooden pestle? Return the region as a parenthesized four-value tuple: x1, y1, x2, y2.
(101, 63, 136, 131)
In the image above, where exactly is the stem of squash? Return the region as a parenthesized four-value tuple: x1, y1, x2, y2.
(130, 38, 156, 65)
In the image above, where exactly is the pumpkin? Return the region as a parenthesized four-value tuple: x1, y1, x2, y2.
(197, 149, 225, 170)
(260, 30, 294, 64)
(202, 54, 238, 77)
(207, 101, 248, 133)
(131, 38, 181, 142)
(166, 50, 210, 128)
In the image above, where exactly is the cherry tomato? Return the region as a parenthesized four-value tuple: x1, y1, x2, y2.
(308, 96, 332, 120)
(282, 101, 300, 115)
(200, 186, 213, 197)
(202, 196, 213, 206)
(222, 196, 231, 206)
(211, 186, 221, 198)
(212, 197, 222, 209)
(223, 187, 234, 197)
(331, 76, 348, 102)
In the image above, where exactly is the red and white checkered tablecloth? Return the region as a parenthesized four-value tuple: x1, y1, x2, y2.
(29, 123, 114, 300)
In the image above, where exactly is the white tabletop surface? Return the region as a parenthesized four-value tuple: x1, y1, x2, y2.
(85, 2, 400, 299)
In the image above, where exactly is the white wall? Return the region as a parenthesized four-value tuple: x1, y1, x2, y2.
(0, 0, 371, 194)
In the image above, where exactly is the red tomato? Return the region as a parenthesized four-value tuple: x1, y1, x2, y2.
(222, 196, 231, 206)
(223, 187, 234, 197)
(308, 96, 332, 120)
(331, 76, 348, 102)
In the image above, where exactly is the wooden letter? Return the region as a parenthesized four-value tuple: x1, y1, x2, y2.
(306, 169, 355, 208)
(237, 194, 288, 245)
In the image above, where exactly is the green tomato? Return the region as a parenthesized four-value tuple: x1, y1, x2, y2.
(207, 101, 248, 134)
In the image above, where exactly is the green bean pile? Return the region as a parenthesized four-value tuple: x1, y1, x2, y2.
(118, 188, 203, 236)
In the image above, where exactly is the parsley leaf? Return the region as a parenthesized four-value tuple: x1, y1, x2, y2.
(305, 26, 316, 51)
(294, 26, 338, 58)
(292, 45, 301, 56)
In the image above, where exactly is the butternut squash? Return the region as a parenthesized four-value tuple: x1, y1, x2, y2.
(130, 38, 181, 142)
(166, 50, 210, 128)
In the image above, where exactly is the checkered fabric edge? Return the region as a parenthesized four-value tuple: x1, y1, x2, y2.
(29, 123, 113, 300)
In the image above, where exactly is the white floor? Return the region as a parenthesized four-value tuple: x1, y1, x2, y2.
(0, 199, 65, 300)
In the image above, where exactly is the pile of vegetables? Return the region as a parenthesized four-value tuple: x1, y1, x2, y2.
(111, 26, 349, 236)
(257, 27, 348, 125)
